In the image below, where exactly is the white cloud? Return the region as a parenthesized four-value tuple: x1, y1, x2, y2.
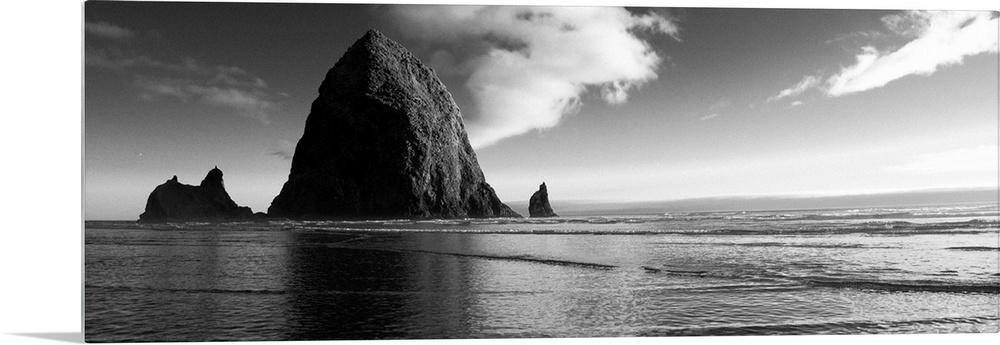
(388, 6, 679, 148)
(206, 65, 268, 88)
(89, 49, 279, 123)
(134, 76, 276, 123)
(696, 99, 730, 120)
(880, 11, 932, 37)
(270, 140, 295, 160)
(767, 75, 819, 103)
(826, 11, 998, 97)
(87, 50, 268, 88)
(769, 11, 997, 103)
(85, 21, 136, 40)
(824, 30, 886, 45)
(790, 100, 804, 107)
(187, 86, 275, 124)
(85, 49, 156, 70)
(891, 145, 998, 174)
(134, 76, 191, 101)
(600, 80, 636, 105)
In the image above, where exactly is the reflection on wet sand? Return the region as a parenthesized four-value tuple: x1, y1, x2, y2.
(85, 224, 1000, 342)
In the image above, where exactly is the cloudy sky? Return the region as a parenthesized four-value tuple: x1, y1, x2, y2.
(84, 2, 998, 220)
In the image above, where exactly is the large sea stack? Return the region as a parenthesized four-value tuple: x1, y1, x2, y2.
(138, 167, 253, 222)
(268, 30, 519, 220)
(528, 182, 558, 218)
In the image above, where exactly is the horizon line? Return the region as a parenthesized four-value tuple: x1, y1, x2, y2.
(84, 185, 998, 221)
(509, 185, 999, 204)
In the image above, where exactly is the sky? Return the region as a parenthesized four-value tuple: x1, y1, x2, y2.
(84, 1, 999, 220)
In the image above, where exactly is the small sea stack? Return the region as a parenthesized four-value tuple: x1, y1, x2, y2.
(267, 30, 520, 220)
(529, 182, 558, 218)
(138, 166, 253, 222)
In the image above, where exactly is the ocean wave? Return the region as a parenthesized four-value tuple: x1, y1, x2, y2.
(87, 221, 999, 236)
(805, 279, 1000, 294)
(356, 216, 995, 233)
(638, 264, 798, 283)
(945, 246, 1000, 251)
(330, 245, 618, 270)
(664, 204, 999, 222)
(84, 205, 999, 235)
(732, 242, 872, 249)
(641, 266, 707, 276)
(637, 263, 1000, 293)
(84, 285, 419, 296)
(407, 249, 618, 269)
(638, 315, 999, 336)
(85, 220, 301, 232)
(650, 241, 868, 248)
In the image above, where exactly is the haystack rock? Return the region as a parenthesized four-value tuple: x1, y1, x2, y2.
(529, 182, 558, 218)
(267, 30, 520, 220)
(138, 166, 253, 222)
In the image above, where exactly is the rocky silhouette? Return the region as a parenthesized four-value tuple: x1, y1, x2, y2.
(529, 182, 558, 218)
(268, 30, 520, 220)
(138, 166, 253, 222)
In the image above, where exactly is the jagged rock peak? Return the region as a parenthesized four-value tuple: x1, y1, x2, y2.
(316, 28, 448, 104)
(139, 167, 252, 222)
(529, 182, 558, 218)
(343, 29, 410, 66)
(267, 30, 520, 220)
(354, 29, 397, 53)
(199, 166, 224, 189)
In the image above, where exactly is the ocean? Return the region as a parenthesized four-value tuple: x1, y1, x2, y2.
(84, 203, 1000, 342)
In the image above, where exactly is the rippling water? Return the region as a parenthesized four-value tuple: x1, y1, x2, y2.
(84, 203, 1000, 342)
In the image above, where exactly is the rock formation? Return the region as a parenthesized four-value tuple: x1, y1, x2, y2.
(529, 182, 558, 217)
(138, 166, 253, 222)
(267, 29, 520, 220)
